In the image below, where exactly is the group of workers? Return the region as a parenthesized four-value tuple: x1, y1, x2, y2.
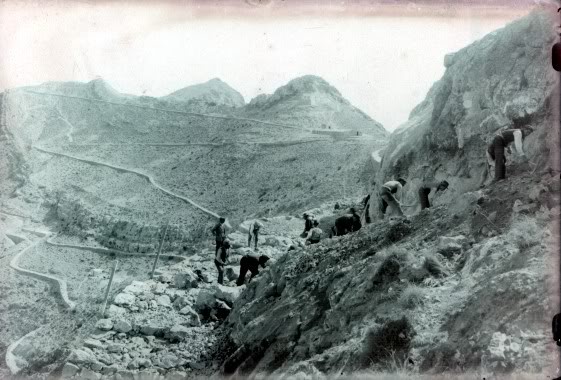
(211, 217, 269, 286)
(209, 125, 534, 286)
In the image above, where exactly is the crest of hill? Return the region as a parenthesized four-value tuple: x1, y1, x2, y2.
(162, 78, 245, 108)
(244, 75, 388, 137)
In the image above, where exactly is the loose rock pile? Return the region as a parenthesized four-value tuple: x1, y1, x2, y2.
(59, 220, 300, 379)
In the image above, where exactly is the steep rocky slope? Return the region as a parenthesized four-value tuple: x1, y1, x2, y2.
(210, 9, 559, 378)
(371, 10, 559, 217)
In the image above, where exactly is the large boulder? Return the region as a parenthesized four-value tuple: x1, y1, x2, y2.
(212, 284, 243, 305)
(195, 290, 216, 312)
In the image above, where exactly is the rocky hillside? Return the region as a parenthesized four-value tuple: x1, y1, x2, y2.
(245, 75, 388, 137)
(372, 11, 559, 217)
(0, 75, 386, 253)
(206, 9, 558, 378)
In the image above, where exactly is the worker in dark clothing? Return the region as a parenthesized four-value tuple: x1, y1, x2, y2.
(214, 239, 230, 285)
(306, 220, 322, 244)
(211, 217, 227, 256)
(236, 254, 270, 286)
(418, 180, 449, 210)
(301, 213, 313, 238)
(350, 208, 362, 231)
(486, 126, 533, 180)
(379, 178, 407, 217)
(362, 195, 371, 224)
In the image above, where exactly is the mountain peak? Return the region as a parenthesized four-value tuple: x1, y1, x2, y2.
(163, 78, 245, 107)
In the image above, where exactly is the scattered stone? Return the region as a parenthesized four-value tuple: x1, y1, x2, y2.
(153, 283, 168, 295)
(106, 305, 127, 319)
(513, 199, 537, 214)
(167, 324, 191, 342)
(80, 368, 101, 380)
(159, 353, 181, 369)
(187, 361, 205, 370)
(95, 319, 113, 331)
(114, 320, 133, 333)
(158, 273, 174, 283)
(179, 306, 201, 327)
(173, 296, 190, 310)
(102, 364, 119, 375)
(123, 281, 149, 295)
(114, 293, 136, 306)
(116, 370, 135, 380)
(107, 343, 123, 353)
(61, 362, 80, 378)
(174, 271, 199, 289)
(84, 338, 104, 350)
(156, 295, 172, 308)
(139, 321, 165, 336)
(90, 361, 103, 371)
(68, 349, 98, 365)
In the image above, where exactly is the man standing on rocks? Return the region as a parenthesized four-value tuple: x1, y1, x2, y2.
(211, 217, 227, 257)
(486, 126, 533, 181)
(418, 180, 449, 210)
(379, 178, 407, 218)
(236, 254, 270, 286)
(248, 220, 263, 250)
(215, 239, 230, 285)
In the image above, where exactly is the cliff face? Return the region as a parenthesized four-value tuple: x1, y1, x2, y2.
(372, 11, 558, 216)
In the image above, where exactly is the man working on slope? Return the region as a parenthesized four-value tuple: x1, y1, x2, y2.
(486, 126, 533, 181)
(236, 254, 270, 286)
(379, 178, 407, 218)
(306, 220, 323, 244)
(248, 220, 263, 250)
(301, 213, 314, 238)
(418, 180, 449, 210)
(211, 217, 227, 257)
(214, 239, 230, 285)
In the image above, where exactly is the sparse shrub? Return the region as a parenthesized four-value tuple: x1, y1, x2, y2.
(387, 221, 411, 243)
(506, 216, 542, 249)
(398, 285, 426, 309)
(422, 252, 448, 278)
(361, 317, 414, 368)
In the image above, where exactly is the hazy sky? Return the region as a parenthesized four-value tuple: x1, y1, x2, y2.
(0, 1, 539, 131)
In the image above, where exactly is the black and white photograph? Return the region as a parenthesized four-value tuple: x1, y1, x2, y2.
(0, 0, 560, 379)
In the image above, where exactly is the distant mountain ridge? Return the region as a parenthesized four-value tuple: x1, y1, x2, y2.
(18, 75, 388, 137)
